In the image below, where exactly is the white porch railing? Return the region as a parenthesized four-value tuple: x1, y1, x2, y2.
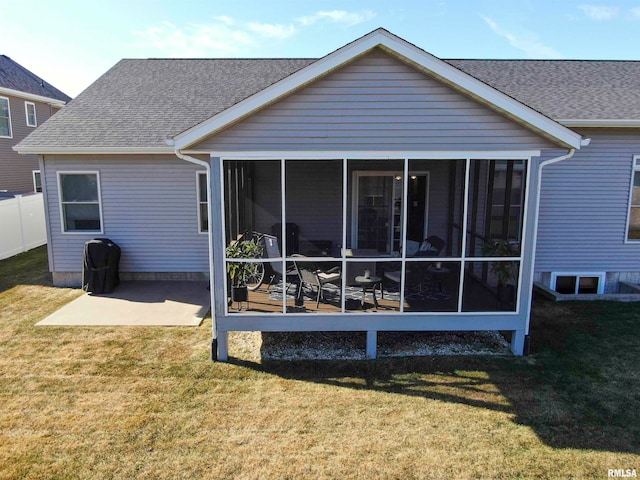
(0, 193, 47, 260)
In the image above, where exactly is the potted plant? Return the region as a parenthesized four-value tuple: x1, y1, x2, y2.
(225, 237, 263, 304)
(482, 240, 518, 307)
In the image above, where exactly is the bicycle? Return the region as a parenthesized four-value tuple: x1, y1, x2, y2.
(231, 230, 300, 293)
(231, 230, 268, 291)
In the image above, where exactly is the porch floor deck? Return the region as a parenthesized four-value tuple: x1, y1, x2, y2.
(227, 277, 505, 314)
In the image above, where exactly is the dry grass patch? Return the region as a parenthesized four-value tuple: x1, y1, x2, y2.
(0, 247, 638, 479)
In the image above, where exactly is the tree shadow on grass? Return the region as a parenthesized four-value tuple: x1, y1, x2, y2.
(230, 296, 640, 454)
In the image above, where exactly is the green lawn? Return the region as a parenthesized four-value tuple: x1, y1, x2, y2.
(0, 246, 638, 479)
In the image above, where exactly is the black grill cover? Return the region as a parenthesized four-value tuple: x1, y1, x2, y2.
(82, 238, 121, 294)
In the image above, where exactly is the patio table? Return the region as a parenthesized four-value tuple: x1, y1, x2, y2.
(354, 275, 382, 309)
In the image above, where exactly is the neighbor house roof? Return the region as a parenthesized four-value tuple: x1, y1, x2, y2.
(15, 30, 640, 154)
(0, 55, 71, 104)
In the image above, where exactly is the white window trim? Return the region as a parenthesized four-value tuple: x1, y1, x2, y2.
(550, 272, 606, 295)
(625, 155, 640, 243)
(57, 171, 104, 235)
(32, 170, 41, 193)
(196, 171, 208, 234)
(25, 101, 37, 127)
(0, 96, 12, 138)
(216, 152, 533, 317)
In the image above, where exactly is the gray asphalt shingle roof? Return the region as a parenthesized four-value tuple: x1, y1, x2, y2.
(448, 59, 640, 120)
(16, 55, 640, 151)
(0, 55, 71, 103)
(18, 58, 315, 150)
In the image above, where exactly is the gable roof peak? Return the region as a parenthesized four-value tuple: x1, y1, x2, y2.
(174, 28, 584, 150)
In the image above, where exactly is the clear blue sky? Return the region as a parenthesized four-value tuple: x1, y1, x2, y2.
(2, 0, 639, 97)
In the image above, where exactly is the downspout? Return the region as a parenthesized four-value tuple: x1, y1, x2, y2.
(173, 148, 218, 360)
(525, 138, 590, 335)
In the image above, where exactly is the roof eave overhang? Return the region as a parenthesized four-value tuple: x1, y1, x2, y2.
(558, 119, 640, 128)
(173, 28, 585, 151)
(13, 145, 175, 155)
(0, 86, 67, 107)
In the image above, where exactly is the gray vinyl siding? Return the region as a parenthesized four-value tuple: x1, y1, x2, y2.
(195, 49, 556, 152)
(0, 95, 59, 192)
(536, 129, 640, 272)
(251, 161, 282, 238)
(249, 159, 462, 254)
(285, 160, 342, 249)
(43, 155, 209, 273)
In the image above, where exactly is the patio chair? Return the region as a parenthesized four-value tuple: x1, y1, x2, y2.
(383, 235, 445, 291)
(416, 235, 445, 256)
(294, 261, 341, 308)
(263, 234, 298, 292)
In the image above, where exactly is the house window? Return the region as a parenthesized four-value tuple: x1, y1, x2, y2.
(0, 97, 11, 137)
(626, 157, 640, 240)
(58, 172, 103, 233)
(551, 272, 605, 294)
(25, 101, 37, 127)
(197, 171, 208, 233)
(33, 170, 42, 193)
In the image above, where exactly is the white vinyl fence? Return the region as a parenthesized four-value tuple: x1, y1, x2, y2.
(0, 193, 47, 260)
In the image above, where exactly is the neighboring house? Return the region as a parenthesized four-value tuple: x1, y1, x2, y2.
(15, 29, 640, 360)
(0, 55, 71, 193)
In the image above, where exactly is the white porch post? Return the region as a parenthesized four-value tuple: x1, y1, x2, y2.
(217, 331, 229, 361)
(209, 155, 229, 361)
(366, 330, 377, 359)
(510, 329, 525, 355)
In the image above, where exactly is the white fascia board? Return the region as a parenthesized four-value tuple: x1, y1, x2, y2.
(174, 28, 584, 150)
(0, 87, 67, 107)
(13, 145, 175, 155)
(558, 119, 640, 128)
(209, 150, 541, 160)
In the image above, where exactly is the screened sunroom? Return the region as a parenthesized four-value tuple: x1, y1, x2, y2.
(208, 152, 533, 359)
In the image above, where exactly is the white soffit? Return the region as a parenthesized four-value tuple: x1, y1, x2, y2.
(174, 28, 584, 151)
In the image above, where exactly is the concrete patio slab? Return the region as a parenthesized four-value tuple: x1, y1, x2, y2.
(37, 281, 210, 326)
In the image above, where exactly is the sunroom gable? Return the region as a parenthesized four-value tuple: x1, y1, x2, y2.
(174, 28, 584, 151)
(191, 49, 559, 152)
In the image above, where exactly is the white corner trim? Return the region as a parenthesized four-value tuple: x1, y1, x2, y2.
(0, 86, 67, 107)
(173, 28, 584, 151)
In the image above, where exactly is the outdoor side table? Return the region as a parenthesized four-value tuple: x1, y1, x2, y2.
(427, 265, 449, 293)
(354, 275, 382, 309)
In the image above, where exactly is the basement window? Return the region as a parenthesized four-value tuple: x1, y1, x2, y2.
(551, 273, 605, 295)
